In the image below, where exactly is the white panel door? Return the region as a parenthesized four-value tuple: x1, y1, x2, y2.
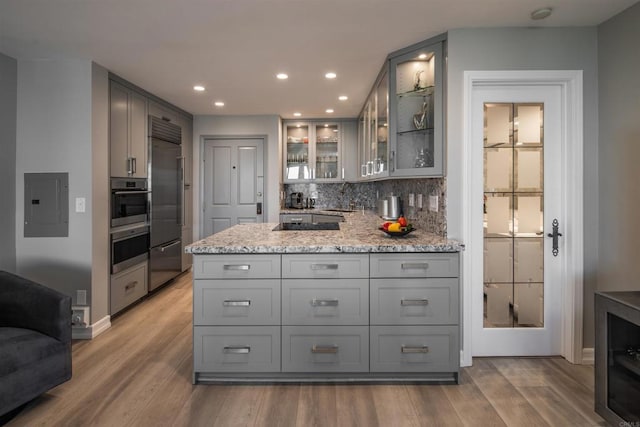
(203, 138, 264, 236)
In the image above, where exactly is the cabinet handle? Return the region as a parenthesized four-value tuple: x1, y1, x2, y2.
(361, 164, 367, 177)
(132, 157, 137, 174)
(289, 218, 305, 223)
(223, 264, 250, 271)
(310, 263, 339, 270)
(124, 281, 138, 291)
(401, 298, 429, 306)
(401, 263, 429, 270)
(311, 345, 339, 354)
(223, 345, 251, 354)
(401, 345, 429, 354)
(127, 158, 133, 175)
(390, 150, 395, 172)
(223, 300, 251, 307)
(311, 298, 339, 307)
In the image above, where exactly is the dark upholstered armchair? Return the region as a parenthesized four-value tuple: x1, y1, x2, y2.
(0, 271, 72, 416)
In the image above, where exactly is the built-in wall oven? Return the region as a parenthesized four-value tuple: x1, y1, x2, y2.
(111, 224, 150, 274)
(111, 178, 150, 228)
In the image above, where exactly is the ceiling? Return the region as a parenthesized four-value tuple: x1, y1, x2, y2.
(1, 0, 637, 119)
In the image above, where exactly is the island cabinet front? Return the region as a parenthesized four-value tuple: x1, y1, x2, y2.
(192, 251, 460, 383)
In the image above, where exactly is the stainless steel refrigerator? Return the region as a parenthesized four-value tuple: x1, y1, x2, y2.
(149, 116, 183, 291)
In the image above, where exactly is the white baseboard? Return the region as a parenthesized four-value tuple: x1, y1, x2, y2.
(582, 348, 594, 365)
(72, 315, 111, 340)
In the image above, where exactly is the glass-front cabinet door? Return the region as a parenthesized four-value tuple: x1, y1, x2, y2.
(358, 69, 389, 180)
(283, 121, 342, 182)
(389, 40, 444, 177)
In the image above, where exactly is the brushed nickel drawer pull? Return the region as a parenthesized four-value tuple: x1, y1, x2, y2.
(223, 300, 251, 307)
(311, 345, 339, 354)
(289, 217, 304, 222)
(401, 262, 429, 270)
(124, 281, 138, 291)
(401, 345, 429, 354)
(223, 345, 251, 354)
(311, 263, 339, 270)
(311, 298, 339, 307)
(223, 264, 250, 271)
(401, 298, 429, 306)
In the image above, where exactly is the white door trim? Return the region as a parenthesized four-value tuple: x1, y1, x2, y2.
(461, 70, 584, 366)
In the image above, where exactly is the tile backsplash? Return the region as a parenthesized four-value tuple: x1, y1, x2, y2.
(284, 178, 447, 236)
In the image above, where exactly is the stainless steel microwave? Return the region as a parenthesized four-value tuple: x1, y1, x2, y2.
(111, 178, 150, 228)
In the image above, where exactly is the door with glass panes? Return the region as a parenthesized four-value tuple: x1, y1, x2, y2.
(472, 84, 563, 356)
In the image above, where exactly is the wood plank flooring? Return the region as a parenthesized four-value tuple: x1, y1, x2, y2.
(7, 272, 606, 427)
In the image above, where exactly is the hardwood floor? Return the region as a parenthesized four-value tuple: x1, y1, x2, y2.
(7, 272, 606, 427)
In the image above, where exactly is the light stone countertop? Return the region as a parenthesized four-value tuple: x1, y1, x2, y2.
(186, 210, 463, 254)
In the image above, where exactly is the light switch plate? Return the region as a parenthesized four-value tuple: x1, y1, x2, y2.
(75, 197, 86, 213)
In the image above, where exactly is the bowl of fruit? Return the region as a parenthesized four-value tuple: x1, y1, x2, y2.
(379, 216, 415, 236)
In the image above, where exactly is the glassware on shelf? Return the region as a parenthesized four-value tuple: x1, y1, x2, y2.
(414, 147, 429, 168)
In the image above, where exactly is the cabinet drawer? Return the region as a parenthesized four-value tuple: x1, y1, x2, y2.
(193, 254, 281, 279)
(370, 326, 459, 372)
(110, 261, 147, 315)
(279, 214, 312, 223)
(370, 253, 459, 278)
(193, 279, 280, 326)
(282, 279, 368, 325)
(194, 326, 280, 373)
(282, 254, 369, 279)
(282, 326, 369, 372)
(370, 278, 459, 325)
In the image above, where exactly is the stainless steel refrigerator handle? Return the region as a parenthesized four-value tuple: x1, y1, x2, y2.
(178, 156, 185, 226)
(159, 240, 181, 252)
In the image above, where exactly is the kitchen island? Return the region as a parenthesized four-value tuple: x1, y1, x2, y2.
(186, 211, 463, 384)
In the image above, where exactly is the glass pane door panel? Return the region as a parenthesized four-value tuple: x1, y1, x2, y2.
(514, 283, 543, 327)
(484, 194, 512, 236)
(515, 104, 543, 145)
(483, 102, 545, 329)
(286, 125, 310, 181)
(315, 124, 339, 179)
(484, 238, 513, 283)
(484, 148, 512, 191)
(515, 148, 543, 191)
(484, 103, 513, 147)
(514, 238, 544, 282)
(484, 283, 513, 327)
(515, 195, 543, 236)
(376, 71, 388, 174)
(396, 131, 434, 169)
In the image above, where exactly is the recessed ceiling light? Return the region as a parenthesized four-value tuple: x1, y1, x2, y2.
(293, 112, 302, 117)
(531, 7, 552, 20)
(214, 101, 225, 107)
(326, 108, 334, 113)
(193, 85, 205, 92)
(418, 54, 427, 60)
(276, 73, 289, 80)
(338, 95, 348, 101)
(325, 72, 337, 79)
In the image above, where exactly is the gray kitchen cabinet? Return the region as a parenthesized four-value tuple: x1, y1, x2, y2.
(109, 81, 148, 178)
(110, 260, 148, 315)
(192, 251, 459, 383)
(369, 252, 459, 380)
(357, 33, 446, 180)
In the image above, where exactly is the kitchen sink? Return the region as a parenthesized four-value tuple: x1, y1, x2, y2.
(272, 222, 340, 231)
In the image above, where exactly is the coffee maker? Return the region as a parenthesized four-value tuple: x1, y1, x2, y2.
(289, 192, 304, 209)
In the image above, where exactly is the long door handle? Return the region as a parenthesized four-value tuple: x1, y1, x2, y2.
(547, 218, 562, 256)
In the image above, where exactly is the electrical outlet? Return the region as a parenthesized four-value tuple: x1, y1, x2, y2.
(429, 195, 439, 212)
(408, 193, 415, 207)
(75, 197, 86, 213)
(77, 289, 87, 305)
(71, 306, 90, 328)
(417, 194, 423, 209)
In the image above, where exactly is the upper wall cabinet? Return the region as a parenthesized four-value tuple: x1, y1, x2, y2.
(110, 81, 148, 178)
(283, 120, 346, 183)
(359, 35, 446, 179)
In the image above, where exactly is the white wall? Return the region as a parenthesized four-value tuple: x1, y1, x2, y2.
(597, 3, 640, 318)
(0, 53, 17, 273)
(192, 115, 281, 239)
(16, 59, 95, 306)
(446, 27, 599, 347)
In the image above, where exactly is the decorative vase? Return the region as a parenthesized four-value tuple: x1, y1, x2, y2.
(413, 99, 429, 130)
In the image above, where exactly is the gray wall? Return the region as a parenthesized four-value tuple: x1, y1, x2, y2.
(192, 115, 282, 239)
(15, 59, 94, 308)
(445, 27, 600, 348)
(597, 4, 640, 322)
(0, 53, 17, 273)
